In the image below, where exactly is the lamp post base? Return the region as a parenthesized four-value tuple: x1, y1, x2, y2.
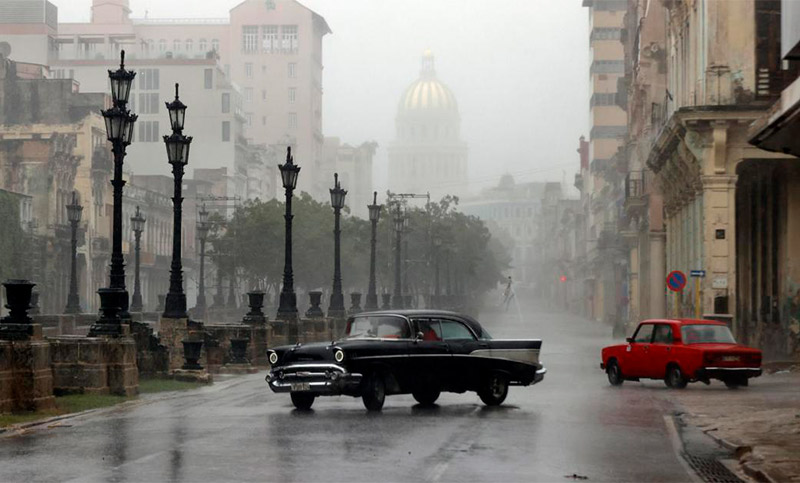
(163, 292, 187, 319)
(276, 291, 297, 320)
(88, 288, 126, 337)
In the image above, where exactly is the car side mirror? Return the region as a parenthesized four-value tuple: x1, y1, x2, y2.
(626, 337, 634, 344)
(414, 331, 424, 343)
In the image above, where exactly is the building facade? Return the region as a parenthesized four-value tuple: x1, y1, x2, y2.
(322, 137, 376, 219)
(388, 51, 468, 199)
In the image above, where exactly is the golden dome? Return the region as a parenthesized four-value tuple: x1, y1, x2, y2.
(398, 51, 459, 114)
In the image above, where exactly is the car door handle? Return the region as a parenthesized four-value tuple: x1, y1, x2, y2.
(478, 343, 489, 349)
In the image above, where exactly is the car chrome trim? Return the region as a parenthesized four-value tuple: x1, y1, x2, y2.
(467, 348, 540, 365)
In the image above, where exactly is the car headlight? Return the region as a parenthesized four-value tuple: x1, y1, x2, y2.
(334, 349, 345, 363)
(269, 351, 279, 365)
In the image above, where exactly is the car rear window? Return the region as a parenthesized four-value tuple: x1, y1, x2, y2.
(680, 324, 736, 344)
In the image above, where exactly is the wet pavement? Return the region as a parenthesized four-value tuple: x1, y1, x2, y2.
(0, 299, 694, 482)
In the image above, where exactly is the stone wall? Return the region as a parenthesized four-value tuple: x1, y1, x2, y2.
(0, 329, 55, 413)
(49, 336, 138, 397)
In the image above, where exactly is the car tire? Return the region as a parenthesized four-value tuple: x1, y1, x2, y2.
(665, 365, 688, 389)
(478, 372, 509, 406)
(290, 392, 315, 410)
(606, 361, 624, 386)
(412, 386, 441, 406)
(362, 373, 386, 411)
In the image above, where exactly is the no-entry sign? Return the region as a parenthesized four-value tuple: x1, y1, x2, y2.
(666, 270, 687, 292)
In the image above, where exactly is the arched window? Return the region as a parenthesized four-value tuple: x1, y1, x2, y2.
(199, 38, 207, 52)
(185, 39, 193, 52)
(158, 39, 166, 52)
(212, 39, 219, 52)
(173, 39, 180, 52)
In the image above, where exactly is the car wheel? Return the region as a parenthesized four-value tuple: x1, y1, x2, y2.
(478, 372, 509, 406)
(665, 365, 688, 389)
(290, 392, 315, 410)
(606, 361, 624, 386)
(362, 373, 386, 411)
(412, 386, 441, 406)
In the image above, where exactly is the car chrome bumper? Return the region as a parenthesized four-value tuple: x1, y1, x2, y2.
(695, 367, 762, 380)
(533, 366, 547, 384)
(266, 363, 362, 395)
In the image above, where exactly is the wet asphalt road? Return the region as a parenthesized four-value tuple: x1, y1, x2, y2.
(0, 298, 693, 482)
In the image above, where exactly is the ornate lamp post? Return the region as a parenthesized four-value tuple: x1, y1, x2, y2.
(195, 204, 209, 313)
(328, 173, 347, 318)
(392, 204, 404, 309)
(163, 83, 192, 319)
(276, 147, 300, 320)
(364, 192, 382, 311)
(64, 191, 83, 314)
(89, 51, 137, 336)
(129, 206, 146, 312)
(433, 235, 442, 307)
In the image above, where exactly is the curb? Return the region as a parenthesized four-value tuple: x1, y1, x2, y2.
(702, 429, 778, 483)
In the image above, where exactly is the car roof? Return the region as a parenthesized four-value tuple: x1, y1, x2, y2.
(353, 310, 486, 337)
(638, 318, 727, 326)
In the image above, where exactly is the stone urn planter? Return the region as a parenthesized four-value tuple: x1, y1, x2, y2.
(305, 291, 324, 318)
(349, 293, 362, 314)
(247, 291, 265, 316)
(229, 338, 250, 364)
(181, 338, 204, 370)
(0, 279, 36, 341)
(381, 293, 392, 310)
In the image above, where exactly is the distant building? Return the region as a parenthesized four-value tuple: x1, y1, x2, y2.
(322, 137, 376, 219)
(0, 0, 328, 201)
(388, 51, 468, 199)
(460, 175, 545, 286)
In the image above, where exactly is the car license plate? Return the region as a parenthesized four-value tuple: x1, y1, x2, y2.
(290, 382, 310, 392)
(722, 356, 740, 362)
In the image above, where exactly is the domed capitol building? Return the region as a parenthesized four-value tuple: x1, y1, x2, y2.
(388, 51, 468, 197)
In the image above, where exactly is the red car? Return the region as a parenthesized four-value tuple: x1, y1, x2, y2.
(601, 319, 762, 389)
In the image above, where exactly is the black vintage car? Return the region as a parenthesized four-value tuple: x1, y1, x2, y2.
(266, 310, 546, 411)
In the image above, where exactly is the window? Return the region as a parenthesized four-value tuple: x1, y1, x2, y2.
(590, 28, 622, 41)
(653, 324, 673, 344)
(288, 87, 296, 103)
(204, 69, 213, 89)
(185, 39, 193, 52)
(221, 93, 230, 113)
(633, 324, 654, 343)
(590, 93, 617, 106)
(242, 26, 259, 53)
(138, 93, 159, 114)
(590, 60, 624, 74)
(281, 25, 298, 52)
(199, 38, 207, 52)
(415, 319, 442, 341)
(680, 325, 736, 345)
(138, 69, 159, 90)
(137, 121, 160, 142)
(158, 39, 166, 52)
(288, 112, 297, 129)
(590, 125, 626, 139)
(345, 316, 411, 339)
(245, 63, 253, 77)
(439, 320, 475, 340)
(244, 88, 253, 102)
(261, 89, 266, 101)
(222, 121, 231, 142)
(146, 39, 153, 52)
(211, 39, 219, 52)
(262, 25, 278, 52)
(173, 39, 180, 52)
(288, 62, 297, 78)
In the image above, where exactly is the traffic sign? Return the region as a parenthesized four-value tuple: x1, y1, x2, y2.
(690, 270, 706, 278)
(666, 270, 687, 292)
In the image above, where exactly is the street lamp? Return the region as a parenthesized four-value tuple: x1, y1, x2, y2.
(195, 204, 209, 314)
(163, 83, 193, 319)
(90, 50, 137, 337)
(433, 235, 442, 307)
(364, 191, 382, 311)
(328, 173, 347, 318)
(64, 191, 83, 314)
(277, 146, 300, 320)
(129, 206, 146, 312)
(392, 204, 404, 309)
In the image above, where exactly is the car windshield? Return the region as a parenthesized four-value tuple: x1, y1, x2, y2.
(344, 316, 411, 339)
(680, 324, 736, 344)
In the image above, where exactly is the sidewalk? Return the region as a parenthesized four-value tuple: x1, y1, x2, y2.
(670, 366, 800, 482)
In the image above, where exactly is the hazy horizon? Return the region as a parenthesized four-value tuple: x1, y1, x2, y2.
(51, 0, 589, 199)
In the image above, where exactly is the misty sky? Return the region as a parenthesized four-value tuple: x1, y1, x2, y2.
(53, 0, 589, 197)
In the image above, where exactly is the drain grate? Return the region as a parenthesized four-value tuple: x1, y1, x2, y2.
(681, 453, 744, 483)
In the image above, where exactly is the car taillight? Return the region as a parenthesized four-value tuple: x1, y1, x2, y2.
(746, 353, 762, 365)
